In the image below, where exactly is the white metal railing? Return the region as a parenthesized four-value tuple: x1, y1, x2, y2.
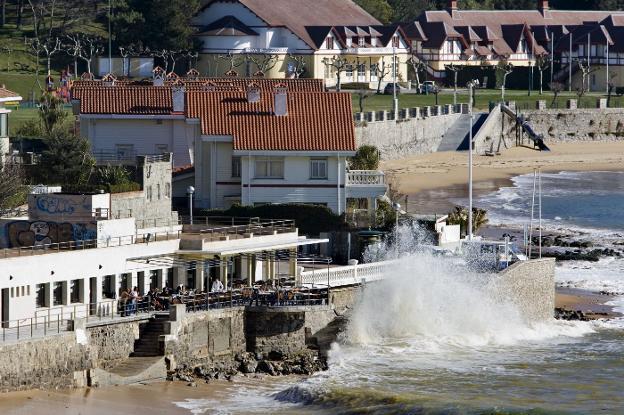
(300, 260, 395, 287)
(346, 170, 385, 186)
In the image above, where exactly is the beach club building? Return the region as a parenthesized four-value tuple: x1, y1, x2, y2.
(193, 0, 410, 88)
(404, 0, 624, 91)
(0, 87, 22, 164)
(72, 77, 387, 216)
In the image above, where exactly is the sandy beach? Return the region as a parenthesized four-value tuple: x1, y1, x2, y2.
(382, 141, 624, 214)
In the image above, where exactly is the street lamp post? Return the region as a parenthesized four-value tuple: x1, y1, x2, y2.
(187, 186, 195, 225)
(467, 81, 475, 240)
(392, 47, 398, 116)
(108, 0, 112, 74)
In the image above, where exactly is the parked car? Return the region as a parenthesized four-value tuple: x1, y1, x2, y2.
(383, 83, 405, 95)
(419, 81, 436, 94)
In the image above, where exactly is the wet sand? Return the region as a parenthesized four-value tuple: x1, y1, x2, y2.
(383, 141, 624, 214)
(555, 287, 620, 319)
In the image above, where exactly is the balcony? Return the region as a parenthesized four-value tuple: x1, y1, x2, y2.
(345, 170, 387, 199)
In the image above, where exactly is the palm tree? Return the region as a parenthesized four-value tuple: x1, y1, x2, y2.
(447, 206, 488, 236)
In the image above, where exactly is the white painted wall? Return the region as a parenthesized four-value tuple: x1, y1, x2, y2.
(81, 117, 195, 167)
(96, 218, 136, 247)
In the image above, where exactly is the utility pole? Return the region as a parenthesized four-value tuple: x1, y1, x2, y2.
(108, 0, 112, 74)
(550, 32, 554, 88)
(468, 81, 474, 240)
(529, 32, 534, 96)
(606, 38, 609, 96)
(587, 33, 591, 92)
(568, 34, 572, 92)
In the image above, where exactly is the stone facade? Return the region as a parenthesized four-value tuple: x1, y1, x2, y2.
(355, 114, 462, 159)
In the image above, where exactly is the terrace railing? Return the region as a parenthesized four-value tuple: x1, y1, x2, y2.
(300, 260, 394, 287)
(346, 170, 385, 186)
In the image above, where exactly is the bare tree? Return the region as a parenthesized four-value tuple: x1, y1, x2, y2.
(356, 90, 373, 113)
(535, 54, 551, 95)
(218, 51, 245, 76)
(374, 60, 392, 94)
(0, 46, 11, 72)
(118, 46, 132, 77)
(548, 81, 564, 107)
(496, 59, 514, 101)
(445, 63, 461, 104)
(31, 37, 61, 76)
(607, 74, 618, 108)
(322, 55, 352, 92)
(576, 59, 598, 98)
(246, 53, 278, 77)
(66, 34, 102, 75)
(407, 53, 426, 92)
(287, 54, 306, 78)
(0, 162, 26, 213)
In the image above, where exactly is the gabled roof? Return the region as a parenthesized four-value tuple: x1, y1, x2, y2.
(201, 0, 380, 49)
(0, 87, 22, 102)
(186, 90, 356, 152)
(77, 87, 173, 115)
(196, 15, 258, 36)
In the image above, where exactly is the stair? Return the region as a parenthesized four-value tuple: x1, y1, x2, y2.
(131, 314, 168, 357)
(89, 356, 166, 387)
(437, 113, 488, 152)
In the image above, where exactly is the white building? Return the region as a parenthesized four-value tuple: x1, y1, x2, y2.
(0, 87, 22, 164)
(73, 79, 387, 215)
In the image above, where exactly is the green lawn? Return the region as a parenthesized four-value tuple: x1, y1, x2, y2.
(351, 89, 614, 112)
(7, 107, 39, 132)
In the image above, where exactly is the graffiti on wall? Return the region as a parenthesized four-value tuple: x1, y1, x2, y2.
(28, 194, 94, 219)
(3, 221, 97, 248)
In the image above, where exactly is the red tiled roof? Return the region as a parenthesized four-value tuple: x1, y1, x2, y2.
(186, 90, 356, 152)
(201, 0, 380, 49)
(173, 165, 195, 176)
(77, 86, 173, 114)
(0, 87, 21, 100)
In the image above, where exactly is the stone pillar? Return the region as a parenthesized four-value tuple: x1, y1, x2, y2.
(79, 278, 89, 305)
(172, 267, 185, 288)
(597, 98, 607, 109)
(219, 257, 228, 287)
(61, 281, 70, 305)
(93, 275, 103, 304)
(567, 99, 577, 109)
(423, 106, 431, 117)
(536, 100, 546, 110)
(289, 248, 297, 279)
(445, 104, 453, 114)
(196, 262, 205, 292)
(45, 282, 53, 309)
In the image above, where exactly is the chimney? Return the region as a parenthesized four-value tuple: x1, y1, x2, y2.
(172, 83, 185, 113)
(273, 84, 288, 116)
(247, 83, 261, 103)
(448, 0, 458, 18)
(538, 0, 550, 17)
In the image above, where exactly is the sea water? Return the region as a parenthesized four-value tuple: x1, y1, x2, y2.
(175, 171, 624, 415)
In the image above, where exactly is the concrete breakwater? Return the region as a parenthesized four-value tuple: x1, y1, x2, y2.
(0, 260, 553, 393)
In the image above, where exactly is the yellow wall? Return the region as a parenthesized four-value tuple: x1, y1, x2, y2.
(570, 65, 624, 92)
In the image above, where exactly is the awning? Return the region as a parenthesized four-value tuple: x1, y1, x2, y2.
(177, 237, 329, 257)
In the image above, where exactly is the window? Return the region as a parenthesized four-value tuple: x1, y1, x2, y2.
(310, 158, 328, 179)
(392, 35, 400, 48)
(102, 275, 115, 299)
(53, 282, 63, 306)
(115, 144, 134, 161)
(358, 64, 366, 79)
(70, 279, 81, 303)
(326, 37, 334, 50)
(157, 183, 161, 200)
(345, 64, 353, 78)
(255, 157, 284, 178)
(358, 37, 365, 47)
(36, 284, 47, 308)
(370, 63, 378, 79)
(155, 144, 168, 154)
(232, 156, 241, 178)
(346, 37, 352, 47)
(165, 183, 171, 198)
(149, 270, 159, 290)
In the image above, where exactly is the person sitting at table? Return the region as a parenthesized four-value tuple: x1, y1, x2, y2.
(211, 277, 224, 293)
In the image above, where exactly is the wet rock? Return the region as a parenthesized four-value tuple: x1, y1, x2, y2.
(554, 308, 589, 321)
(257, 360, 278, 376)
(239, 358, 258, 374)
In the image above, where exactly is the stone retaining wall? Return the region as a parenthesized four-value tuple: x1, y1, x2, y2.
(0, 333, 91, 392)
(355, 114, 462, 159)
(496, 258, 556, 322)
(87, 321, 141, 369)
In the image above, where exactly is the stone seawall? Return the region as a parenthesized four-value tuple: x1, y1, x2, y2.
(0, 333, 91, 392)
(497, 258, 556, 322)
(355, 114, 461, 159)
(87, 320, 142, 369)
(523, 108, 624, 142)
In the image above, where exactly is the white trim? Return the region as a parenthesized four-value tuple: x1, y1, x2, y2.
(233, 150, 356, 156)
(80, 114, 184, 120)
(0, 96, 23, 103)
(201, 135, 233, 143)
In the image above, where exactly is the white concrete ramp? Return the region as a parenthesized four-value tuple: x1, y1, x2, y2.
(88, 356, 166, 386)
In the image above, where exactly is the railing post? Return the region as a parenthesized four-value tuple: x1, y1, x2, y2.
(30, 318, 33, 338)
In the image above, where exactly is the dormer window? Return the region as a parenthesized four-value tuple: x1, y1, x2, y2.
(326, 36, 334, 49)
(392, 35, 400, 48)
(358, 37, 365, 47)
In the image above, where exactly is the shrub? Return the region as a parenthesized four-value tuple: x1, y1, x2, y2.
(615, 87, 624, 96)
(341, 82, 371, 90)
(349, 145, 380, 170)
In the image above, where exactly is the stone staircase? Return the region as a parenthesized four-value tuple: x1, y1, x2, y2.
(131, 314, 168, 357)
(437, 112, 488, 152)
